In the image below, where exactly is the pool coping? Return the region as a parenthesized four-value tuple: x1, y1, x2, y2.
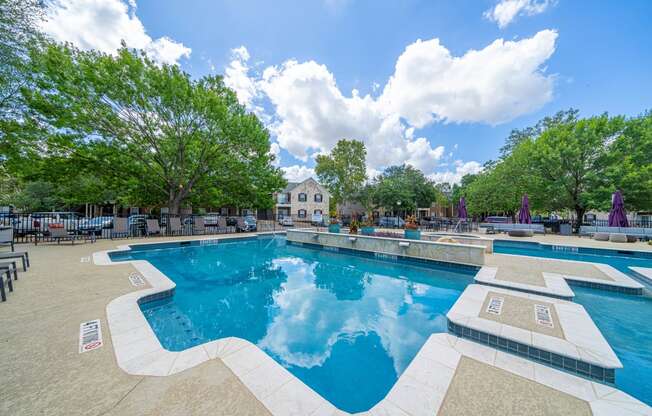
(447, 285, 622, 382)
(474, 266, 575, 300)
(495, 253, 644, 294)
(94, 235, 650, 416)
(629, 267, 652, 285)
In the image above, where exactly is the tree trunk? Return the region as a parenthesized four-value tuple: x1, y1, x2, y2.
(574, 206, 585, 234)
(168, 192, 182, 215)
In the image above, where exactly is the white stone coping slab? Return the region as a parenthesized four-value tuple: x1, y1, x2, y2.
(95, 237, 647, 416)
(447, 285, 622, 369)
(395, 333, 651, 416)
(629, 267, 652, 285)
(498, 253, 644, 290)
(474, 266, 575, 299)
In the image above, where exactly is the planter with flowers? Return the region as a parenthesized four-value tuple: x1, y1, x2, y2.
(361, 214, 375, 236)
(404, 215, 421, 240)
(328, 214, 341, 233)
(349, 220, 359, 235)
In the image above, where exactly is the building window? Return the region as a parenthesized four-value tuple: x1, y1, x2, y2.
(298, 193, 307, 202)
(314, 209, 322, 215)
(314, 193, 323, 203)
(298, 209, 307, 218)
(277, 193, 291, 204)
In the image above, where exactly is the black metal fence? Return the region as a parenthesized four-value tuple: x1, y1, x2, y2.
(0, 212, 326, 245)
(585, 219, 652, 228)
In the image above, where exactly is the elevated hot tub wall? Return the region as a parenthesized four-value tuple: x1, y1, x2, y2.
(287, 229, 485, 267)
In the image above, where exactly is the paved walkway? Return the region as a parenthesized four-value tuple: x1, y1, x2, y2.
(1, 232, 650, 415)
(0, 235, 271, 416)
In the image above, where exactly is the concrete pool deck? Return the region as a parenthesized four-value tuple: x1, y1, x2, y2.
(1, 232, 651, 416)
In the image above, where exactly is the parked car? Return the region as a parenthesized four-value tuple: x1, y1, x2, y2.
(378, 216, 405, 228)
(203, 214, 221, 226)
(237, 215, 257, 232)
(14, 212, 83, 236)
(78, 216, 114, 235)
(279, 215, 294, 226)
(226, 217, 238, 227)
(485, 216, 510, 223)
(311, 213, 324, 226)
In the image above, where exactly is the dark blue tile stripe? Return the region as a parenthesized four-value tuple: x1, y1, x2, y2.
(447, 320, 616, 384)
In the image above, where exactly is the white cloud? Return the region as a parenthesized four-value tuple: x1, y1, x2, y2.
(258, 60, 446, 173)
(282, 165, 316, 182)
(484, 0, 555, 28)
(379, 29, 558, 126)
(41, 0, 191, 65)
(429, 160, 483, 185)
(269, 142, 281, 167)
(224, 46, 258, 108)
(228, 29, 557, 177)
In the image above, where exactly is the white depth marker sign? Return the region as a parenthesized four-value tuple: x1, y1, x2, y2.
(534, 304, 554, 328)
(486, 297, 504, 315)
(128, 272, 146, 287)
(79, 319, 103, 353)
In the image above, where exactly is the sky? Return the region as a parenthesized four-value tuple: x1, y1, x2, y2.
(40, 0, 652, 184)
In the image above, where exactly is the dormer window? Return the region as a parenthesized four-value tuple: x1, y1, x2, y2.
(314, 193, 323, 203)
(298, 193, 307, 202)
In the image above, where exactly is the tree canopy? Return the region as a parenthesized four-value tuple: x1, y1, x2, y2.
(453, 109, 652, 226)
(373, 165, 438, 213)
(12, 42, 284, 213)
(315, 139, 367, 208)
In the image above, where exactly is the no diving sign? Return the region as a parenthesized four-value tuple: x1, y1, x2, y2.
(79, 319, 103, 353)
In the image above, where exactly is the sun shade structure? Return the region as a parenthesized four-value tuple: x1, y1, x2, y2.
(608, 190, 629, 227)
(518, 194, 532, 224)
(458, 197, 468, 219)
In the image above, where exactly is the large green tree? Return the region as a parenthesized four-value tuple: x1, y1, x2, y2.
(315, 139, 367, 209)
(374, 165, 437, 214)
(23, 43, 285, 213)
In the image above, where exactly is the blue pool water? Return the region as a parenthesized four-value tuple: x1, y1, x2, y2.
(494, 240, 652, 406)
(111, 237, 475, 412)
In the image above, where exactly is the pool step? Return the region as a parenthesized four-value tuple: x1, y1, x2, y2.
(447, 284, 621, 384)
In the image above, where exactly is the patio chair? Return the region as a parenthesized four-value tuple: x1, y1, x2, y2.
(0, 260, 18, 281)
(0, 226, 14, 251)
(0, 251, 30, 271)
(0, 267, 14, 302)
(47, 224, 78, 244)
(111, 217, 129, 239)
(193, 217, 206, 235)
(217, 217, 228, 233)
(236, 217, 246, 232)
(167, 217, 182, 235)
(146, 219, 161, 236)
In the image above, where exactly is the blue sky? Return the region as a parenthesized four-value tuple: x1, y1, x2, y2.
(42, 0, 652, 183)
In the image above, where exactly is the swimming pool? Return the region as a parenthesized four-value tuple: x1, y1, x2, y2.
(110, 236, 475, 413)
(494, 240, 652, 406)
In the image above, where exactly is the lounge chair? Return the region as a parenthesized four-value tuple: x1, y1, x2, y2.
(193, 217, 206, 235)
(48, 223, 78, 244)
(0, 251, 29, 271)
(146, 219, 161, 236)
(111, 217, 130, 239)
(167, 217, 182, 235)
(0, 267, 14, 302)
(0, 226, 14, 251)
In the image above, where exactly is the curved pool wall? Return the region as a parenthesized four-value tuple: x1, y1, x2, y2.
(494, 240, 652, 406)
(109, 235, 476, 413)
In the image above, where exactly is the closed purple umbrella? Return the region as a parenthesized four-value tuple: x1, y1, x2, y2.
(458, 197, 468, 219)
(608, 191, 629, 227)
(518, 194, 532, 224)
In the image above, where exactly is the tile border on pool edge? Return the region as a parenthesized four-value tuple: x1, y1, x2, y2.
(94, 235, 651, 416)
